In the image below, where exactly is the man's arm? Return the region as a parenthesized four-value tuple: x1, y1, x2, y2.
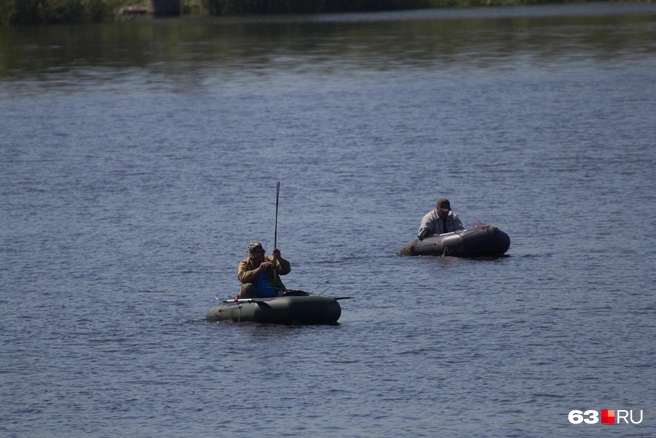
(453, 215, 464, 231)
(418, 211, 435, 240)
(238, 260, 260, 284)
(271, 254, 291, 276)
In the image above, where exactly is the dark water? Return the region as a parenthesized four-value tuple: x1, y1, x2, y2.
(1, 3, 656, 436)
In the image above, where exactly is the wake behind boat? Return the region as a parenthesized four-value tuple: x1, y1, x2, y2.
(207, 291, 349, 325)
(399, 225, 510, 257)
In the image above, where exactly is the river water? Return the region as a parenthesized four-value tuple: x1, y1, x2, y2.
(1, 3, 655, 436)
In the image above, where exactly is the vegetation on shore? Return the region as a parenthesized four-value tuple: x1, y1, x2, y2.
(0, 0, 646, 25)
(0, 0, 122, 24)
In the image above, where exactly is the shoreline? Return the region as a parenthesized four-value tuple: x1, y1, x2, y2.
(1, 0, 653, 26)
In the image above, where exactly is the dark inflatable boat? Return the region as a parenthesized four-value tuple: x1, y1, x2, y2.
(207, 291, 348, 325)
(399, 225, 510, 257)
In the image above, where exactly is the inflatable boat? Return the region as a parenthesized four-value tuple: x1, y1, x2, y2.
(207, 291, 348, 325)
(399, 225, 510, 257)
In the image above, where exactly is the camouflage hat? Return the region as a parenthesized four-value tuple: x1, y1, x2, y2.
(248, 242, 265, 257)
(437, 198, 451, 210)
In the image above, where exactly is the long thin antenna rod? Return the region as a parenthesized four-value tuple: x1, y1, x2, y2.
(274, 181, 280, 250)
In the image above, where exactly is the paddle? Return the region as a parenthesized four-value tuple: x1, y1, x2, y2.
(223, 296, 353, 304)
(223, 297, 277, 304)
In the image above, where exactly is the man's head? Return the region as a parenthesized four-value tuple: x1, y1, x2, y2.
(436, 198, 451, 219)
(248, 242, 265, 260)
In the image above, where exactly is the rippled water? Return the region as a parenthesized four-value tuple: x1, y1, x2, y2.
(1, 4, 656, 437)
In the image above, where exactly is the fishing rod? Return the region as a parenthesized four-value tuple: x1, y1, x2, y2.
(271, 181, 281, 283)
(274, 181, 280, 251)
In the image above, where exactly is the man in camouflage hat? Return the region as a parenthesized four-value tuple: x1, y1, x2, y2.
(417, 198, 465, 240)
(236, 242, 291, 299)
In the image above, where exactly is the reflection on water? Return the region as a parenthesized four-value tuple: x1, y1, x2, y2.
(1, 3, 655, 96)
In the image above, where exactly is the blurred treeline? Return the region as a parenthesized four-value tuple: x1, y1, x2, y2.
(200, 0, 551, 15)
(0, 0, 124, 24)
(0, 0, 629, 25)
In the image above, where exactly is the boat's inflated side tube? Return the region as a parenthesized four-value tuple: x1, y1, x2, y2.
(207, 295, 342, 325)
(399, 225, 510, 257)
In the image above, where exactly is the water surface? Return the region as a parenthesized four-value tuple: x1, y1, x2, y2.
(1, 3, 655, 436)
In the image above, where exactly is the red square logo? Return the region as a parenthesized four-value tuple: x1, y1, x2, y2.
(601, 410, 615, 424)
